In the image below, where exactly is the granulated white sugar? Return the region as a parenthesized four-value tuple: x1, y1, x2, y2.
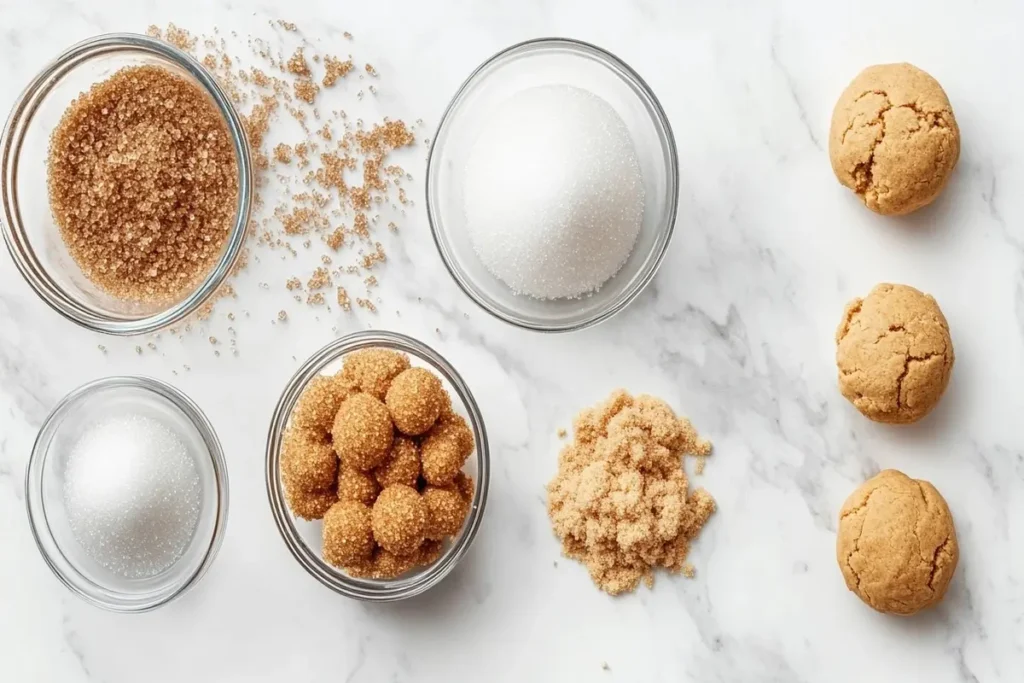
(63, 413, 202, 580)
(464, 84, 645, 299)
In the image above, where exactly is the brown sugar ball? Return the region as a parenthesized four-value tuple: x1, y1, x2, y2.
(337, 465, 380, 506)
(341, 348, 411, 400)
(836, 283, 954, 424)
(323, 500, 375, 568)
(453, 472, 475, 501)
(283, 472, 338, 521)
(837, 469, 958, 615)
(281, 427, 338, 492)
(829, 63, 959, 215)
(371, 485, 428, 556)
(332, 393, 394, 471)
(292, 374, 357, 434)
(374, 437, 421, 489)
(385, 367, 446, 435)
(422, 486, 470, 540)
(421, 413, 474, 486)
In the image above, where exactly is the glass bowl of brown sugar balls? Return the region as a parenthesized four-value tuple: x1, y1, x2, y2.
(265, 331, 489, 601)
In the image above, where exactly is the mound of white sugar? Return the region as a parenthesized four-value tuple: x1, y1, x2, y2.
(463, 84, 645, 299)
(63, 413, 202, 579)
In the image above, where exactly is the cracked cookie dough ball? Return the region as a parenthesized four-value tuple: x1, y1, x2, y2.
(829, 63, 959, 215)
(836, 283, 954, 424)
(837, 469, 958, 615)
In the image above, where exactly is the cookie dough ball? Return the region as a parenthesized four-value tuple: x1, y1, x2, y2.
(338, 465, 380, 506)
(371, 485, 427, 556)
(323, 500, 375, 567)
(283, 472, 338, 521)
(292, 375, 357, 434)
(374, 437, 421, 489)
(836, 283, 954, 424)
(421, 413, 474, 486)
(332, 393, 394, 471)
(423, 485, 470, 540)
(281, 427, 338, 492)
(340, 349, 411, 400)
(829, 63, 959, 215)
(837, 470, 958, 615)
(386, 367, 446, 435)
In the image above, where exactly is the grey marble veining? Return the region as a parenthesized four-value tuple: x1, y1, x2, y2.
(1, 0, 1023, 681)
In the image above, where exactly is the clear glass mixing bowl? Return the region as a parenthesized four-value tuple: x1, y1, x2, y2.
(265, 331, 490, 601)
(0, 33, 252, 335)
(426, 38, 678, 332)
(25, 376, 229, 612)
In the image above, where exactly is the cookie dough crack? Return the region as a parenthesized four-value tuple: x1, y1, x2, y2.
(927, 536, 953, 592)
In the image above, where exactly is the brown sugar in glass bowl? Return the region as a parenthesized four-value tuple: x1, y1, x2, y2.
(1, 33, 252, 335)
(265, 331, 489, 601)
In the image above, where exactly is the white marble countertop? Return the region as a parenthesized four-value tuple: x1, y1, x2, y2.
(2, 0, 1023, 681)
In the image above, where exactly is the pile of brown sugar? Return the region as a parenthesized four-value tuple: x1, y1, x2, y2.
(547, 390, 716, 595)
(47, 64, 239, 302)
(281, 348, 475, 579)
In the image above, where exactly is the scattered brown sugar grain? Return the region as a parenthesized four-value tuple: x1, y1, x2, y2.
(372, 485, 428, 556)
(421, 413, 474, 486)
(323, 500, 375, 567)
(294, 78, 319, 104)
(337, 465, 380, 506)
(47, 64, 239, 302)
(341, 348, 411, 400)
(374, 437, 421, 489)
(281, 427, 338, 492)
(322, 55, 354, 87)
(285, 48, 311, 76)
(386, 367, 446, 435)
(332, 393, 394, 471)
(547, 390, 716, 596)
(423, 486, 469, 540)
(283, 472, 338, 521)
(292, 374, 356, 435)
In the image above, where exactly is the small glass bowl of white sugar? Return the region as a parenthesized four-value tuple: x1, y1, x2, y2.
(25, 376, 228, 612)
(426, 38, 678, 332)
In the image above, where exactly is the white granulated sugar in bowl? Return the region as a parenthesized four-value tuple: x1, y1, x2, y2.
(463, 84, 645, 300)
(63, 413, 202, 580)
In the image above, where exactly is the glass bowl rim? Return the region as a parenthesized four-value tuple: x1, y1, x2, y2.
(424, 36, 679, 333)
(0, 32, 253, 336)
(24, 375, 230, 613)
(264, 330, 490, 602)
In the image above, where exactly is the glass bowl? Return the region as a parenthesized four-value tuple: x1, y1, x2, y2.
(426, 37, 678, 332)
(0, 33, 252, 336)
(265, 331, 490, 601)
(25, 376, 229, 613)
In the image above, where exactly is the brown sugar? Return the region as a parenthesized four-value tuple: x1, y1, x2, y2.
(292, 374, 356, 434)
(372, 485, 428, 556)
(337, 465, 380, 506)
(323, 55, 354, 87)
(340, 348, 410, 400)
(47, 65, 239, 302)
(386, 367, 445, 435)
(323, 500, 374, 567)
(421, 413, 474, 486)
(547, 390, 716, 595)
(283, 472, 338, 521)
(374, 437, 421, 488)
(332, 393, 394, 471)
(423, 486, 469, 540)
(281, 427, 338, 492)
(294, 78, 320, 104)
(285, 47, 311, 76)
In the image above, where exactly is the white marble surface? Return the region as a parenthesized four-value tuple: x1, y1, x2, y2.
(2, 0, 1024, 681)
